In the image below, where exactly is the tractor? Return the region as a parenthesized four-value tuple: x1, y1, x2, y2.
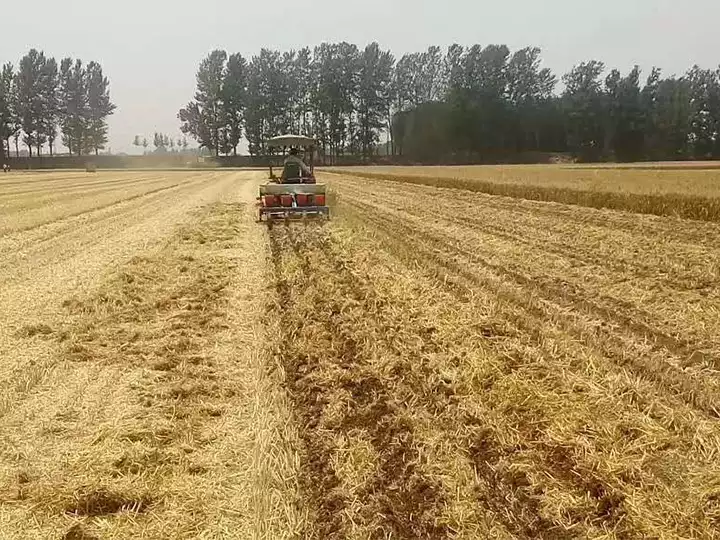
(257, 135, 330, 222)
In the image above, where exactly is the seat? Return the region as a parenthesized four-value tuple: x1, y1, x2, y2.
(282, 161, 302, 184)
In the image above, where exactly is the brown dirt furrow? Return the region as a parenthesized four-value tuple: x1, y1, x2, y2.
(268, 224, 453, 539)
(266, 220, 654, 538)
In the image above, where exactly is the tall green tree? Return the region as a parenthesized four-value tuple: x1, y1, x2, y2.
(562, 60, 606, 161)
(643, 72, 692, 160)
(687, 65, 720, 158)
(356, 43, 394, 158)
(311, 42, 359, 159)
(179, 42, 720, 164)
(0, 63, 14, 160)
(603, 66, 644, 161)
(179, 50, 227, 156)
(221, 53, 247, 156)
(295, 47, 313, 136)
(245, 49, 288, 155)
(506, 47, 556, 151)
(85, 61, 115, 155)
(39, 57, 59, 156)
(16, 49, 47, 156)
(58, 59, 89, 156)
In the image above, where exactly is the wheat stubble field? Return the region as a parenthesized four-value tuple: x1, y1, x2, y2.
(0, 167, 719, 539)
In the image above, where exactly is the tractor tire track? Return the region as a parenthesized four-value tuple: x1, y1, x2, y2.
(268, 224, 450, 539)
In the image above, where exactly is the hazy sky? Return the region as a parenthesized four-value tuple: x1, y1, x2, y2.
(4, 0, 719, 154)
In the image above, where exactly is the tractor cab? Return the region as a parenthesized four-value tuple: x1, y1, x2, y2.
(258, 135, 330, 222)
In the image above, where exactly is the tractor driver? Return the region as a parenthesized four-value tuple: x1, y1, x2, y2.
(281, 147, 311, 181)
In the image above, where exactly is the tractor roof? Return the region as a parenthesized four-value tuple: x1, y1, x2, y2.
(267, 134, 316, 149)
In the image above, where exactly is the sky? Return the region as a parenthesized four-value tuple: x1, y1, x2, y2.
(3, 0, 720, 154)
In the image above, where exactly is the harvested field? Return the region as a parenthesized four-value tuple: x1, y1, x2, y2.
(328, 165, 720, 221)
(1, 168, 719, 538)
(0, 171, 302, 539)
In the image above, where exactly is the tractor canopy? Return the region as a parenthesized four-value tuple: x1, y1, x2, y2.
(267, 135, 316, 149)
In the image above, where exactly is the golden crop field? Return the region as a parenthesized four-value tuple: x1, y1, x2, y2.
(328, 164, 720, 222)
(0, 168, 719, 539)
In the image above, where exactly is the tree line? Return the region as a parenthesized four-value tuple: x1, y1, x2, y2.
(0, 49, 115, 160)
(180, 43, 720, 163)
(132, 133, 190, 154)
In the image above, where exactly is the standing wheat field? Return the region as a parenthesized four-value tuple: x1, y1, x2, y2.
(328, 164, 720, 222)
(0, 168, 718, 539)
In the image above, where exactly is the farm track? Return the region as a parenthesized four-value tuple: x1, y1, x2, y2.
(1, 169, 719, 538)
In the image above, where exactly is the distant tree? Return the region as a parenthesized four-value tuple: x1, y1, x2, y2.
(562, 60, 607, 161)
(179, 42, 720, 164)
(142, 137, 148, 153)
(686, 65, 720, 158)
(295, 47, 313, 135)
(179, 49, 227, 155)
(245, 48, 289, 155)
(356, 43, 394, 158)
(222, 52, 247, 155)
(643, 72, 692, 160)
(311, 42, 359, 159)
(153, 131, 166, 151)
(57, 58, 76, 154)
(0, 63, 14, 161)
(85, 61, 116, 155)
(5, 65, 22, 158)
(133, 135, 141, 149)
(16, 49, 46, 156)
(603, 66, 645, 161)
(506, 47, 556, 152)
(39, 57, 59, 156)
(58, 58, 89, 156)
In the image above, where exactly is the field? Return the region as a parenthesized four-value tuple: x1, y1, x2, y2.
(0, 167, 719, 539)
(329, 165, 720, 221)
